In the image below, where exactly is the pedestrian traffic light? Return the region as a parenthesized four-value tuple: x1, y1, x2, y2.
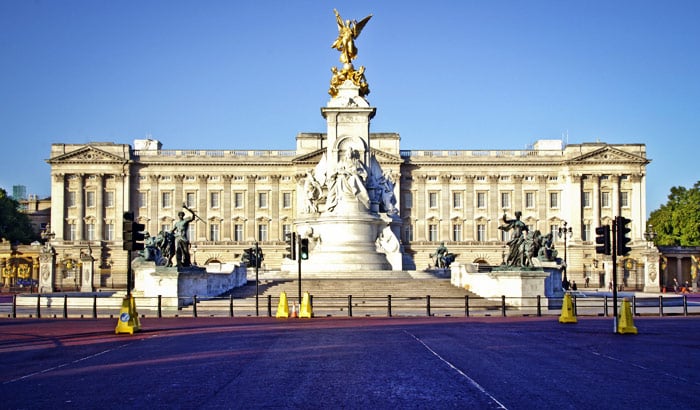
(595, 225, 611, 255)
(123, 211, 146, 251)
(284, 232, 296, 260)
(616, 216, 632, 256)
(300, 238, 309, 260)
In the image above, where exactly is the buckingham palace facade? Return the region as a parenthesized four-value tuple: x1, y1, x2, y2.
(46, 135, 650, 290)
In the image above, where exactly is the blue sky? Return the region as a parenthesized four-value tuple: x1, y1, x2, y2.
(1, 1, 698, 215)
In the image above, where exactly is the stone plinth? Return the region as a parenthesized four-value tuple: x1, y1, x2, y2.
(133, 259, 247, 307)
(451, 262, 551, 308)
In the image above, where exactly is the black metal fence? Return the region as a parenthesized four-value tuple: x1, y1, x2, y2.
(2, 293, 698, 319)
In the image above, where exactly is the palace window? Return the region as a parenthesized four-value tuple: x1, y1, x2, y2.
(187, 224, 195, 242)
(582, 192, 591, 208)
(549, 192, 559, 209)
(258, 224, 268, 242)
(453, 192, 463, 209)
(428, 192, 438, 208)
(86, 223, 95, 241)
(104, 223, 114, 241)
(185, 192, 196, 208)
(601, 192, 610, 208)
(428, 224, 438, 242)
(476, 224, 486, 242)
(234, 224, 243, 241)
(501, 192, 511, 209)
(234, 192, 244, 209)
(161, 191, 172, 209)
(68, 223, 76, 241)
(476, 192, 487, 209)
(452, 224, 462, 241)
(105, 191, 114, 208)
(282, 192, 292, 209)
(620, 191, 629, 208)
(258, 192, 268, 209)
(86, 191, 95, 208)
(583, 223, 591, 242)
(66, 191, 76, 208)
(282, 224, 292, 239)
(210, 224, 220, 241)
(161, 224, 170, 233)
(525, 192, 535, 209)
(138, 192, 147, 208)
(210, 191, 220, 209)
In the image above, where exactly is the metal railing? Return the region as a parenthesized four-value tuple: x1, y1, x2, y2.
(1, 293, 698, 319)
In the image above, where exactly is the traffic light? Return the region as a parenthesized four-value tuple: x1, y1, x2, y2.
(299, 238, 309, 260)
(595, 225, 611, 255)
(616, 216, 632, 256)
(123, 212, 146, 251)
(241, 248, 253, 266)
(284, 233, 296, 260)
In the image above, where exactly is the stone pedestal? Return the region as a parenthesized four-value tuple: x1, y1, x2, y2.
(643, 248, 661, 292)
(451, 263, 552, 308)
(38, 250, 56, 293)
(80, 254, 95, 292)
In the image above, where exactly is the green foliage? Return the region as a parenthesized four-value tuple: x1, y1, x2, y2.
(0, 188, 39, 244)
(648, 181, 700, 246)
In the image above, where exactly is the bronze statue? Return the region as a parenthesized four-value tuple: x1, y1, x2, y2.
(499, 212, 528, 267)
(172, 204, 196, 267)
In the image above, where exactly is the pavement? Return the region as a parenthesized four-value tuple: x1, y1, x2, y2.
(1, 315, 699, 409)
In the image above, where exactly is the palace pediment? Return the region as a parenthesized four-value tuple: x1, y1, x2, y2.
(48, 146, 128, 164)
(567, 146, 649, 165)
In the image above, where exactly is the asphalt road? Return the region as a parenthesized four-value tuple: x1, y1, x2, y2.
(1, 316, 698, 409)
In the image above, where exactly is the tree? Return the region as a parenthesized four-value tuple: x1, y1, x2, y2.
(0, 188, 39, 244)
(648, 181, 700, 246)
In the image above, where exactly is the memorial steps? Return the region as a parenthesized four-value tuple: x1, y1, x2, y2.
(186, 272, 498, 317)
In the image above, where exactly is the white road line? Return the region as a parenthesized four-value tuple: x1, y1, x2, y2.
(405, 330, 508, 409)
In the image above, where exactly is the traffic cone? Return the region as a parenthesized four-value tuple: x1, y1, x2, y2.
(559, 292, 577, 324)
(290, 301, 298, 318)
(276, 291, 289, 319)
(299, 291, 312, 318)
(617, 298, 638, 334)
(115, 294, 141, 335)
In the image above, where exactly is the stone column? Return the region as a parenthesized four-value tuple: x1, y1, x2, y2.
(611, 174, 620, 217)
(464, 175, 475, 241)
(76, 174, 85, 240)
(630, 173, 644, 241)
(415, 174, 427, 241)
(95, 174, 104, 241)
(537, 175, 547, 232)
(51, 173, 66, 240)
(174, 174, 185, 226)
(488, 175, 499, 241)
(592, 174, 601, 225)
(571, 174, 582, 243)
(246, 175, 257, 241)
(148, 175, 160, 234)
(223, 175, 233, 240)
(270, 175, 281, 240)
(197, 174, 209, 241)
(440, 174, 451, 240)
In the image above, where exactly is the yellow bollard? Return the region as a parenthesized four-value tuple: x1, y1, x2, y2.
(276, 291, 289, 318)
(299, 291, 312, 318)
(115, 294, 141, 335)
(558, 293, 577, 324)
(617, 298, 638, 334)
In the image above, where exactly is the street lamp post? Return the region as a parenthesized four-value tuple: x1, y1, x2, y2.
(558, 221, 573, 287)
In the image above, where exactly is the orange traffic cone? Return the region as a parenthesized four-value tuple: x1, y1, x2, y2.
(290, 301, 298, 318)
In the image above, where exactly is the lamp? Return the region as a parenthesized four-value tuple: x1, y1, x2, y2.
(558, 220, 573, 285)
